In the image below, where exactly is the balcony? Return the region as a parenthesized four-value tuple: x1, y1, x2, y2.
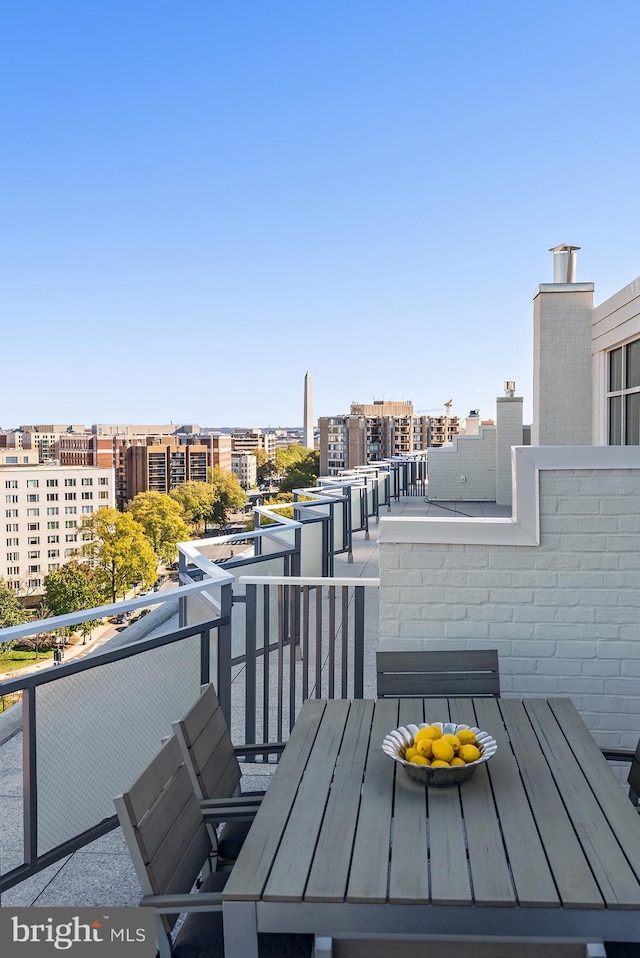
(1, 446, 639, 936)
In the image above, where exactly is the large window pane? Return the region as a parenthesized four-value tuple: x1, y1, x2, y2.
(609, 396, 622, 445)
(609, 347, 623, 391)
(625, 393, 640, 445)
(626, 339, 640, 389)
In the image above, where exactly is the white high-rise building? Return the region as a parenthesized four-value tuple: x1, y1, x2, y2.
(1, 464, 115, 596)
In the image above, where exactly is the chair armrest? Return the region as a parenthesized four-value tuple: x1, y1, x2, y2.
(139, 892, 223, 913)
(234, 742, 286, 759)
(601, 748, 635, 762)
(200, 795, 262, 820)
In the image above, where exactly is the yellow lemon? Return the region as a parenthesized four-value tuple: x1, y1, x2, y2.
(450, 757, 465, 767)
(442, 733, 461, 753)
(410, 754, 430, 766)
(416, 725, 442, 741)
(458, 744, 481, 764)
(414, 727, 433, 743)
(415, 738, 433, 758)
(404, 746, 418, 761)
(457, 729, 478, 746)
(431, 759, 450, 768)
(431, 739, 455, 763)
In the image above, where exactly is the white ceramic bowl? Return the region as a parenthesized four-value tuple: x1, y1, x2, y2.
(382, 721, 497, 788)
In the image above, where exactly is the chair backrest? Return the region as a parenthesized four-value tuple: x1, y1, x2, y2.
(172, 683, 242, 801)
(114, 735, 212, 933)
(376, 649, 500, 699)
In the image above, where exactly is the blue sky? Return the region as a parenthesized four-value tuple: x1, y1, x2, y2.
(2, 1, 639, 429)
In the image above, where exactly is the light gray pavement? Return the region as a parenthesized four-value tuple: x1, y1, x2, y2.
(0, 497, 509, 908)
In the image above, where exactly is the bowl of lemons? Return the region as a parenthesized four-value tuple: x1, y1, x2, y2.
(382, 721, 497, 787)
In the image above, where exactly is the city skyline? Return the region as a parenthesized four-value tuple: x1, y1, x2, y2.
(3, 2, 640, 428)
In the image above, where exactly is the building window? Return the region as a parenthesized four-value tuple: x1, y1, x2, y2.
(48, 563, 60, 571)
(46, 479, 59, 487)
(5, 509, 18, 518)
(26, 479, 39, 488)
(5, 480, 18, 489)
(6, 457, 18, 465)
(47, 507, 59, 515)
(7, 565, 19, 575)
(98, 491, 109, 499)
(81, 505, 94, 514)
(6, 523, 18, 532)
(26, 508, 39, 517)
(65, 533, 77, 542)
(81, 477, 93, 486)
(64, 478, 77, 487)
(47, 493, 59, 501)
(65, 506, 77, 514)
(28, 564, 40, 573)
(6, 552, 18, 561)
(48, 534, 60, 543)
(28, 550, 40, 559)
(5, 495, 18, 504)
(608, 338, 640, 445)
(81, 491, 93, 500)
(65, 492, 77, 500)
(47, 549, 59, 558)
(65, 520, 77, 528)
(6, 538, 19, 546)
(27, 523, 39, 532)
(27, 535, 40, 544)
(98, 477, 108, 485)
(27, 494, 39, 502)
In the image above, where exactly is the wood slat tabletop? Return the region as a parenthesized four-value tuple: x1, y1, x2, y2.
(223, 696, 640, 950)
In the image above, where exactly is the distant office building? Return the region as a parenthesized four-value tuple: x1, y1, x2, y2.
(230, 429, 276, 461)
(319, 400, 460, 475)
(0, 463, 114, 596)
(231, 452, 257, 490)
(124, 439, 208, 500)
(6, 425, 88, 462)
(181, 433, 232, 473)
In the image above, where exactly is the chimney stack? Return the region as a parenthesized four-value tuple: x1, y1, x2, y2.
(549, 244, 580, 283)
(504, 381, 516, 398)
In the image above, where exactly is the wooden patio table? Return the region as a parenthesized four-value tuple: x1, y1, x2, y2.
(222, 697, 640, 955)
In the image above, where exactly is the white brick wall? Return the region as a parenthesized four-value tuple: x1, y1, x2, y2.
(379, 454, 640, 749)
(495, 397, 523, 506)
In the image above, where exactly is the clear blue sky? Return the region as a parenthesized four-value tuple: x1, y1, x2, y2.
(2, 1, 639, 430)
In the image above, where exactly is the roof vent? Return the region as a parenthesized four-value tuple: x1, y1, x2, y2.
(549, 244, 580, 283)
(504, 381, 516, 397)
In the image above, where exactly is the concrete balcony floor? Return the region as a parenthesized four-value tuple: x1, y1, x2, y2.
(0, 497, 509, 909)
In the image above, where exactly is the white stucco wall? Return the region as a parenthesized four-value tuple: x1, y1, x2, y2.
(426, 427, 496, 501)
(379, 446, 640, 750)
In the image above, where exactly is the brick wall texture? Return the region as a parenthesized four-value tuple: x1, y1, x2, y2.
(379, 468, 640, 749)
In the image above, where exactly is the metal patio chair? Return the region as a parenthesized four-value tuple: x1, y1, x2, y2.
(171, 683, 285, 862)
(114, 734, 313, 958)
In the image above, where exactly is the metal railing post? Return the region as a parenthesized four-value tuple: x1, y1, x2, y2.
(216, 582, 233, 731)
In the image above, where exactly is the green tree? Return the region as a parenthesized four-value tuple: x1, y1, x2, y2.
(207, 467, 248, 527)
(255, 448, 276, 481)
(0, 577, 29, 628)
(169, 481, 218, 533)
(78, 509, 158, 603)
(279, 450, 319, 494)
(127, 492, 191, 565)
(275, 443, 310, 474)
(44, 561, 104, 644)
(0, 577, 30, 654)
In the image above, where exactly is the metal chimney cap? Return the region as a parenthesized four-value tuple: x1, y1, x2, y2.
(549, 244, 581, 252)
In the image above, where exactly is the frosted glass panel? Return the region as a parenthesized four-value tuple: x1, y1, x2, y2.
(300, 520, 324, 576)
(36, 637, 202, 855)
(350, 486, 364, 531)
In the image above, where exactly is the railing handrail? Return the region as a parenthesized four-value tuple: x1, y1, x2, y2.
(239, 575, 379, 587)
(0, 577, 226, 644)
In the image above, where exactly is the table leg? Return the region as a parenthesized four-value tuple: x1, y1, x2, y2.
(223, 900, 259, 958)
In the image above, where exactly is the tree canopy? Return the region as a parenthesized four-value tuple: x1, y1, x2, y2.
(170, 473, 247, 532)
(0, 577, 29, 629)
(207, 467, 247, 526)
(127, 491, 191, 564)
(78, 508, 158, 603)
(279, 449, 319, 494)
(44, 561, 104, 641)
